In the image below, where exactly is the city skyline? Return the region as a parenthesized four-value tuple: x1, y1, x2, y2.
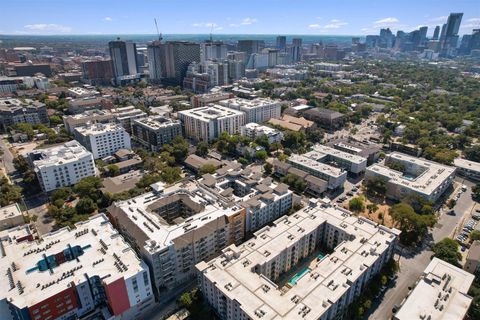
(1, 0, 479, 36)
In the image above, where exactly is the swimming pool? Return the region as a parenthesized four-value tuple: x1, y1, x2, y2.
(288, 267, 310, 285)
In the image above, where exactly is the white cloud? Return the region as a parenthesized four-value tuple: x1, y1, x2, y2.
(374, 17, 399, 27)
(428, 16, 447, 23)
(308, 19, 348, 31)
(240, 17, 257, 25)
(461, 17, 480, 29)
(104, 17, 113, 22)
(23, 23, 72, 33)
(192, 22, 222, 31)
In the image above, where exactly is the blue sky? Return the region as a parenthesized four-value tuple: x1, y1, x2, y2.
(1, 0, 479, 36)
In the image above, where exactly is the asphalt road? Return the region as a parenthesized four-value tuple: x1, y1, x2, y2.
(0, 137, 15, 174)
(369, 178, 477, 320)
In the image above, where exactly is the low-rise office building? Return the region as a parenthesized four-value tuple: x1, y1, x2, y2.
(0, 214, 154, 320)
(196, 200, 400, 320)
(191, 92, 232, 108)
(287, 154, 347, 190)
(394, 257, 474, 320)
(365, 152, 456, 203)
(240, 122, 283, 144)
(219, 97, 281, 124)
(272, 159, 328, 196)
(178, 104, 245, 142)
(63, 109, 115, 134)
(0, 98, 49, 131)
(0, 203, 24, 231)
(454, 158, 480, 182)
(327, 139, 382, 165)
(29, 141, 96, 192)
(464, 241, 480, 275)
(131, 116, 182, 152)
(74, 123, 131, 159)
(308, 144, 368, 175)
(110, 105, 148, 133)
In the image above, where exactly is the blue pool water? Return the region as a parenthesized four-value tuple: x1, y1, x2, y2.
(289, 267, 310, 285)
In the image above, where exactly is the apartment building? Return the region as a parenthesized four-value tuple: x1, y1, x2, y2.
(287, 154, 347, 190)
(110, 105, 148, 133)
(365, 152, 456, 203)
(219, 97, 281, 124)
(29, 141, 96, 192)
(196, 200, 400, 320)
(0, 98, 49, 131)
(74, 123, 131, 159)
(131, 116, 182, 152)
(240, 122, 283, 144)
(394, 258, 474, 320)
(199, 162, 293, 232)
(0, 214, 154, 320)
(107, 182, 246, 299)
(178, 104, 245, 142)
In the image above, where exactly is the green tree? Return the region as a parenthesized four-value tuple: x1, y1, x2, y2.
(432, 238, 462, 267)
(349, 197, 365, 212)
(160, 166, 182, 184)
(367, 203, 379, 214)
(196, 142, 209, 157)
(0, 177, 22, 207)
(364, 177, 387, 198)
(199, 164, 216, 175)
(470, 230, 480, 241)
(105, 164, 120, 177)
(264, 162, 273, 175)
(255, 150, 268, 162)
(49, 115, 63, 126)
(136, 173, 162, 189)
(390, 203, 436, 245)
(465, 145, 480, 162)
(76, 198, 97, 215)
(73, 177, 102, 199)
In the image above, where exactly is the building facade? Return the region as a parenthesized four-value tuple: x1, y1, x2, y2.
(29, 141, 96, 192)
(178, 104, 245, 142)
(196, 200, 400, 320)
(240, 122, 283, 144)
(131, 116, 182, 152)
(219, 97, 281, 124)
(0, 98, 49, 131)
(0, 214, 154, 320)
(74, 123, 132, 159)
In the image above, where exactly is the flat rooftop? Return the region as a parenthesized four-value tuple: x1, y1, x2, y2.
(74, 122, 126, 136)
(394, 257, 474, 320)
(0, 203, 23, 221)
(31, 140, 92, 168)
(367, 152, 456, 196)
(197, 202, 400, 320)
(0, 214, 147, 310)
(243, 123, 281, 136)
(178, 104, 244, 122)
(310, 144, 367, 165)
(454, 158, 480, 173)
(108, 181, 244, 255)
(288, 154, 345, 178)
(219, 97, 278, 110)
(133, 116, 180, 130)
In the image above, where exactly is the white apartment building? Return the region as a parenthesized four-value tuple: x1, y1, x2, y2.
(287, 154, 347, 190)
(219, 97, 281, 124)
(454, 158, 480, 182)
(240, 122, 283, 144)
(29, 140, 96, 192)
(0, 214, 154, 320)
(63, 109, 115, 134)
(110, 105, 148, 133)
(196, 200, 400, 320)
(394, 257, 474, 320)
(308, 144, 368, 175)
(178, 104, 245, 142)
(199, 162, 293, 232)
(365, 152, 456, 203)
(107, 181, 246, 299)
(74, 123, 131, 159)
(191, 92, 232, 108)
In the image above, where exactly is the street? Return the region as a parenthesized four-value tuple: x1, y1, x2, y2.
(368, 178, 477, 319)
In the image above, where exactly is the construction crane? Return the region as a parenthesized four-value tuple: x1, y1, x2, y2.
(154, 18, 163, 42)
